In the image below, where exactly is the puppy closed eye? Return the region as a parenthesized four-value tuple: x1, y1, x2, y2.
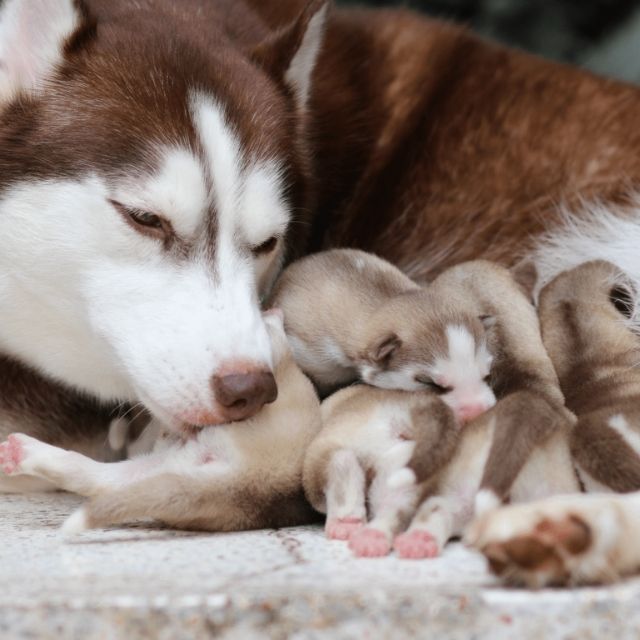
(414, 375, 452, 394)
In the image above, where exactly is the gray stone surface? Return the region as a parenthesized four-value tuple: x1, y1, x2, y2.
(2, 493, 640, 639)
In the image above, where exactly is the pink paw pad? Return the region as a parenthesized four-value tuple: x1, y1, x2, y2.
(325, 517, 364, 540)
(348, 528, 391, 557)
(394, 530, 440, 559)
(0, 435, 25, 475)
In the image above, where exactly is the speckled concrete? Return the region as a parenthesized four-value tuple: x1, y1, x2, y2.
(2, 493, 640, 639)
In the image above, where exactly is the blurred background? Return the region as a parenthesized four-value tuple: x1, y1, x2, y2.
(338, 0, 640, 83)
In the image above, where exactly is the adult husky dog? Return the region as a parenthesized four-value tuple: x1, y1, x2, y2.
(3, 0, 640, 581)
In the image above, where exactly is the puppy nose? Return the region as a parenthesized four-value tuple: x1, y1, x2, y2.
(211, 370, 278, 422)
(458, 403, 488, 423)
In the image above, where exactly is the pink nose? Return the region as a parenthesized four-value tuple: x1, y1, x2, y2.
(211, 369, 278, 422)
(457, 403, 488, 423)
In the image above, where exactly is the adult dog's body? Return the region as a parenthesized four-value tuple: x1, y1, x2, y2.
(3, 0, 640, 571)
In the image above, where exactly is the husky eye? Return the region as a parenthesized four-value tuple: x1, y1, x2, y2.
(252, 236, 278, 256)
(415, 375, 452, 394)
(110, 200, 170, 240)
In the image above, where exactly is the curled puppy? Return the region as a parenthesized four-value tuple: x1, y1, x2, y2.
(270, 249, 420, 396)
(303, 384, 462, 557)
(0, 313, 322, 533)
(538, 260, 640, 492)
(272, 250, 497, 421)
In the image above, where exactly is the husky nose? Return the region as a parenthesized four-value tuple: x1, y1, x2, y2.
(211, 370, 278, 422)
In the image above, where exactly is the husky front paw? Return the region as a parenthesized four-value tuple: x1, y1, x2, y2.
(466, 494, 628, 587)
(394, 530, 440, 559)
(348, 527, 391, 557)
(0, 434, 25, 475)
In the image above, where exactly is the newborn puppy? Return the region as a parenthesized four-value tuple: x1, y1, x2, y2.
(303, 384, 462, 557)
(0, 313, 322, 533)
(272, 250, 496, 421)
(536, 260, 640, 492)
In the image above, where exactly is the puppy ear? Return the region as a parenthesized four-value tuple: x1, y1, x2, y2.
(251, 0, 329, 108)
(368, 333, 402, 365)
(0, 0, 92, 104)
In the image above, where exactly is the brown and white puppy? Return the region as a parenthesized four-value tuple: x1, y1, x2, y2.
(538, 260, 640, 493)
(272, 249, 497, 422)
(303, 384, 461, 557)
(0, 313, 322, 532)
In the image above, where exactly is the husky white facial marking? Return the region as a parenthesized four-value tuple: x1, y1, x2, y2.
(113, 147, 209, 240)
(0, 0, 81, 103)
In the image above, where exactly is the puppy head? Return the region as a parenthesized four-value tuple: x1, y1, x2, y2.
(357, 293, 496, 423)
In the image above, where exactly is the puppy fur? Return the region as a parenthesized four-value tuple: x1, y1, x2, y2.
(270, 248, 419, 395)
(0, 314, 322, 532)
(538, 260, 640, 492)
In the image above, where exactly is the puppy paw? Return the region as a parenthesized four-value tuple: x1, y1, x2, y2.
(348, 527, 391, 557)
(466, 494, 623, 587)
(0, 433, 50, 476)
(0, 434, 26, 475)
(394, 530, 440, 559)
(325, 517, 364, 540)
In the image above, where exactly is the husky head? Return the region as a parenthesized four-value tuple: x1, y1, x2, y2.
(0, 0, 328, 429)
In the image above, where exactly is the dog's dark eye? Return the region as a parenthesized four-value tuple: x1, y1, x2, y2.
(110, 200, 170, 240)
(252, 236, 278, 256)
(415, 375, 452, 394)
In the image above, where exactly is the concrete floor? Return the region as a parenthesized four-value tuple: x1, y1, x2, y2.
(2, 493, 640, 639)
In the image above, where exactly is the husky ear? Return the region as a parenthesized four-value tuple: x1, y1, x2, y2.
(0, 0, 90, 103)
(252, 0, 329, 108)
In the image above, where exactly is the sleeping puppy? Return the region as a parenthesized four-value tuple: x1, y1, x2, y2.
(0, 312, 322, 533)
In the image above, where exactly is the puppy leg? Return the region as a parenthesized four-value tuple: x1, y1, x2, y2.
(393, 495, 463, 559)
(571, 413, 640, 493)
(467, 491, 640, 587)
(348, 471, 418, 558)
(0, 433, 162, 497)
(324, 449, 367, 540)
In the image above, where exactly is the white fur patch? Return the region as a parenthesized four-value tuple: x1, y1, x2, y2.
(431, 325, 496, 420)
(0, 0, 81, 103)
(533, 198, 640, 321)
(114, 148, 208, 239)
